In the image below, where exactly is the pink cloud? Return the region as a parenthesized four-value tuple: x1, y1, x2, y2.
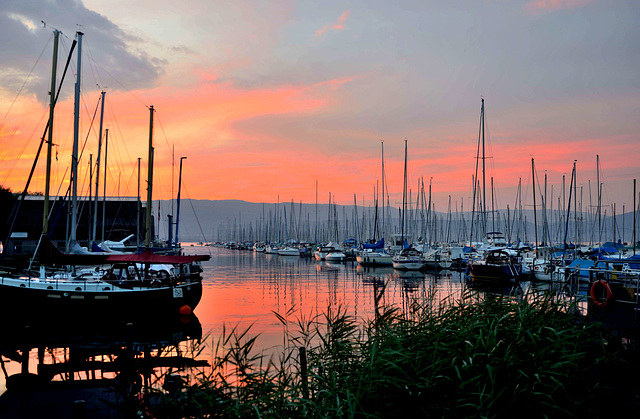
(524, 0, 595, 14)
(311, 76, 357, 91)
(316, 11, 350, 37)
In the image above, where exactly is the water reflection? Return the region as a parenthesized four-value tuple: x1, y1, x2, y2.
(191, 247, 593, 343)
(0, 315, 205, 416)
(194, 247, 469, 346)
(1, 246, 593, 414)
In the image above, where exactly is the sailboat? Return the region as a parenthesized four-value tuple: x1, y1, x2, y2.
(357, 142, 393, 266)
(357, 238, 393, 266)
(0, 30, 208, 319)
(392, 140, 424, 271)
(467, 99, 522, 283)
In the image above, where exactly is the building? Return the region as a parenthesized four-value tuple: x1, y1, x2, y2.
(1, 196, 150, 265)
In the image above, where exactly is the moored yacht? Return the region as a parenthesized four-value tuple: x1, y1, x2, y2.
(392, 247, 425, 271)
(357, 238, 393, 266)
(357, 249, 393, 266)
(325, 250, 347, 262)
(314, 242, 343, 261)
(278, 246, 300, 256)
(468, 248, 522, 283)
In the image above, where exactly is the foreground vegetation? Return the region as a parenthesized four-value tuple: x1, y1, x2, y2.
(154, 290, 640, 418)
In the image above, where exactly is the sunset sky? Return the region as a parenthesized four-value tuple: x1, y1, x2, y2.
(0, 0, 638, 214)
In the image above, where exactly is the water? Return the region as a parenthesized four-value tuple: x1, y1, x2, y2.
(0, 245, 588, 413)
(191, 246, 592, 350)
(192, 246, 469, 350)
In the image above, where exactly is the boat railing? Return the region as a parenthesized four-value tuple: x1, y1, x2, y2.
(574, 266, 640, 286)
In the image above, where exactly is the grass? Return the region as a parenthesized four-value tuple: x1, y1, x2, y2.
(150, 287, 640, 418)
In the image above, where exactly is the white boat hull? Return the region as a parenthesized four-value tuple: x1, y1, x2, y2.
(392, 259, 424, 270)
(278, 248, 300, 256)
(325, 252, 346, 262)
(357, 252, 393, 266)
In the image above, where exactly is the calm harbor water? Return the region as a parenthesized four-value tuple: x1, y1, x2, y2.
(0, 245, 589, 408)
(193, 246, 468, 351)
(191, 245, 589, 353)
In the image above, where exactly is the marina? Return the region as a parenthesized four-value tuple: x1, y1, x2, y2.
(0, 2, 639, 416)
(5, 244, 640, 416)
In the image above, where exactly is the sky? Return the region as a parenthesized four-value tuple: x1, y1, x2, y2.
(0, 0, 639, 215)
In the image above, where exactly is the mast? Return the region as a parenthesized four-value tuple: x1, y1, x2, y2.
(561, 161, 576, 264)
(298, 200, 303, 243)
(543, 171, 548, 245)
(446, 195, 452, 244)
(518, 178, 522, 243)
(88, 154, 92, 242)
(460, 198, 465, 242)
(136, 157, 141, 247)
(174, 156, 186, 248)
(470, 174, 476, 245)
(427, 177, 432, 245)
(43, 30, 60, 236)
(506, 205, 511, 244)
(574, 163, 578, 246)
(401, 139, 408, 245)
(171, 145, 175, 218)
(101, 128, 108, 241)
(597, 155, 601, 246)
(634, 179, 636, 256)
(613, 203, 616, 244)
(588, 180, 593, 247)
(532, 157, 538, 248)
(93, 90, 105, 242)
(491, 176, 495, 234)
(145, 106, 154, 247)
(381, 141, 385, 239)
(70, 31, 82, 248)
(481, 98, 486, 237)
(373, 181, 379, 239)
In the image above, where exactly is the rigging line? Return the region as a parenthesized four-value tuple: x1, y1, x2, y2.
(82, 35, 105, 92)
(3, 35, 77, 250)
(0, 110, 48, 187)
(0, 126, 19, 165)
(152, 110, 175, 196)
(104, 99, 134, 190)
(1, 36, 76, 187)
(0, 32, 54, 131)
(105, 99, 131, 162)
(154, 110, 174, 158)
(183, 183, 208, 243)
(88, 55, 149, 108)
(78, 93, 102, 163)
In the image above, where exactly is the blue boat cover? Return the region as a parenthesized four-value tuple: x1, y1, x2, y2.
(92, 242, 105, 253)
(567, 258, 595, 273)
(362, 238, 385, 250)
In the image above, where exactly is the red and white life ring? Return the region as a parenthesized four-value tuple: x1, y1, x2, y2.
(590, 280, 613, 308)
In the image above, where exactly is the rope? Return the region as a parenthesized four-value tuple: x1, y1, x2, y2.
(184, 183, 208, 243)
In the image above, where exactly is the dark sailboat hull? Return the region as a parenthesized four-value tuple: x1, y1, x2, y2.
(468, 262, 521, 283)
(0, 279, 202, 320)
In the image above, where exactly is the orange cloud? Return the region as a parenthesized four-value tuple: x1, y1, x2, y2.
(315, 11, 350, 37)
(0, 71, 347, 202)
(524, 0, 594, 14)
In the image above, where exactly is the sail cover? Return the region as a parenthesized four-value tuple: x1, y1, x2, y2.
(362, 238, 385, 250)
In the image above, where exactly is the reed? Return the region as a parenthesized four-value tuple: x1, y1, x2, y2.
(153, 289, 640, 418)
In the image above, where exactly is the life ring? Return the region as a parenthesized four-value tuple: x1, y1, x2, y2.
(590, 280, 613, 308)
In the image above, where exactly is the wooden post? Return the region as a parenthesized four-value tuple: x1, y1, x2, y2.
(299, 346, 308, 399)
